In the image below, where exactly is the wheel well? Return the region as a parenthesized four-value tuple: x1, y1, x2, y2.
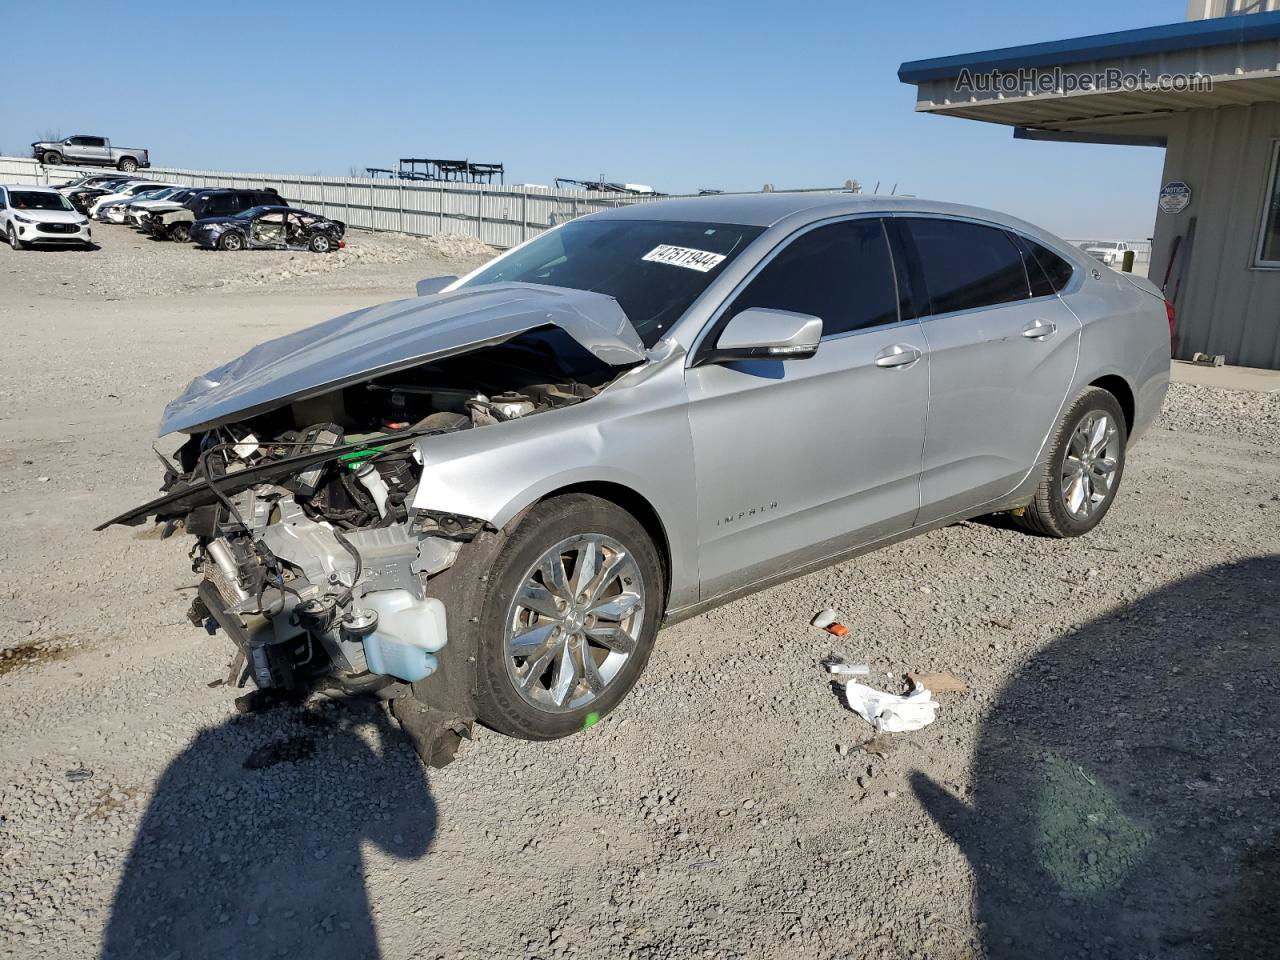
(539, 482, 672, 605)
(1090, 375, 1134, 434)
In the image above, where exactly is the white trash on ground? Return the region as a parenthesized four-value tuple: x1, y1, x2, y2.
(844, 681, 939, 733)
(825, 661, 870, 677)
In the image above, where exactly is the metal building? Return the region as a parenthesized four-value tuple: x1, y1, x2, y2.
(898, 1, 1280, 369)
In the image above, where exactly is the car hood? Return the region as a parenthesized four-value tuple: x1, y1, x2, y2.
(191, 217, 240, 229)
(12, 208, 83, 224)
(158, 282, 647, 436)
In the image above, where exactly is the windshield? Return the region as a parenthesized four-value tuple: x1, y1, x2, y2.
(9, 191, 74, 212)
(459, 219, 764, 347)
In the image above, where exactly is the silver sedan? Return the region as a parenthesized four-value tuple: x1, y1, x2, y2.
(105, 193, 1171, 758)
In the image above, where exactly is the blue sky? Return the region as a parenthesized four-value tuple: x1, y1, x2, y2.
(2, 0, 1185, 238)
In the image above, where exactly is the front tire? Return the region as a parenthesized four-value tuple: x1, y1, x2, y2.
(41, 151, 62, 166)
(117, 157, 138, 173)
(468, 494, 664, 740)
(8, 224, 24, 250)
(307, 233, 333, 253)
(1014, 386, 1127, 538)
(218, 231, 245, 251)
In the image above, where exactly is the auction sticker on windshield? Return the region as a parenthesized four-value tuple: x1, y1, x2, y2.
(641, 244, 726, 272)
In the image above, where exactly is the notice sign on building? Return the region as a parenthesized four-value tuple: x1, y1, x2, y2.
(1159, 181, 1192, 214)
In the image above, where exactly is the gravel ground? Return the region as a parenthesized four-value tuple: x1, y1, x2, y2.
(1, 232, 1278, 960)
(4, 223, 494, 300)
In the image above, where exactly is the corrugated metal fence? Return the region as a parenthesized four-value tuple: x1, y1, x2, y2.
(0, 156, 664, 248)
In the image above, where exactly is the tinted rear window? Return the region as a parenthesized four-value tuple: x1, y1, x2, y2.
(1020, 237, 1075, 294)
(903, 218, 1030, 316)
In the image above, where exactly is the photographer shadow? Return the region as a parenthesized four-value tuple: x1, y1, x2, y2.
(914, 554, 1280, 958)
(102, 699, 434, 960)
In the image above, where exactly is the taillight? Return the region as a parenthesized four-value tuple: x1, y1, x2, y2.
(1165, 299, 1176, 337)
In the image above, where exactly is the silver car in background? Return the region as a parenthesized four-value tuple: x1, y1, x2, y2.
(102, 193, 1171, 763)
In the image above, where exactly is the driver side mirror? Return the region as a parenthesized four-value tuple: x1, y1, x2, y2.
(416, 275, 458, 297)
(702, 308, 823, 364)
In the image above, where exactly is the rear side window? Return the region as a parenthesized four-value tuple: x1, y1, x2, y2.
(205, 195, 239, 216)
(903, 218, 1030, 315)
(1019, 236, 1075, 294)
(728, 219, 899, 337)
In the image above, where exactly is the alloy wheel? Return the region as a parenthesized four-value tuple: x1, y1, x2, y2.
(1060, 411, 1120, 520)
(504, 534, 645, 713)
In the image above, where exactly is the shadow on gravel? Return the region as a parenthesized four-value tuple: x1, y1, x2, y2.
(102, 700, 434, 960)
(913, 554, 1280, 959)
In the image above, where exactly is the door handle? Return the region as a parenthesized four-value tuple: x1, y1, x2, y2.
(874, 344, 922, 368)
(1022, 319, 1057, 340)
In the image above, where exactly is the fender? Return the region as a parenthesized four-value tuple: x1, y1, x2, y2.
(410, 351, 701, 609)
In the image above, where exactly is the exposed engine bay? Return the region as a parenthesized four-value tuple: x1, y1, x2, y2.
(101, 327, 619, 720)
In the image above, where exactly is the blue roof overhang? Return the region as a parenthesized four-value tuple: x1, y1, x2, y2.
(899, 10, 1280, 84)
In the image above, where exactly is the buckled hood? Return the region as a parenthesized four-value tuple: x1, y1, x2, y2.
(158, 282, 647, 436)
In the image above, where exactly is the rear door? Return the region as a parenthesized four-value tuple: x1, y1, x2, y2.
(896, 216, 1080, 523)
(684, 217, 929, 600)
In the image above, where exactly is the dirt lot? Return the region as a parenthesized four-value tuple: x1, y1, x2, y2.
(1, 225, 1278, 960)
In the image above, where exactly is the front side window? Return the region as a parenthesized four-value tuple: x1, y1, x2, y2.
(904, 218, 1030, 315)
(460, 219, 764, 347)
(726, 219, 899, 337)
(1256, 141, 1280, 266)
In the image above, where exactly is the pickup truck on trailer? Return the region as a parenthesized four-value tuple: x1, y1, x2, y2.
(31, 135, 151, 173)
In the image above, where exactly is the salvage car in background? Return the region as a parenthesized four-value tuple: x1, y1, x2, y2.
(90, 181, 177, 220)
(31, 134, 150, 172)
(0, 184, 92, 249)
(123, 187, 203, 226)
(98, 186, 184, 224)
(191, 205, 346, 252)
(146, 188, 284, 242)
(101, 194, 1171, 763)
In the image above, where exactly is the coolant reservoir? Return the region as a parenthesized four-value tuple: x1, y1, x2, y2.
(360, 590, 447, 683)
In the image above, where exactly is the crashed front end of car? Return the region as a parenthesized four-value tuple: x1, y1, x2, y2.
(190, 218, 234, 249)
(98, 282, 644, 762)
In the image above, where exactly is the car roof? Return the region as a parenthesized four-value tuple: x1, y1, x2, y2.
(1, 184, 58, 193)
(590, 191, 1052, 237)
(197, 187, 279, 195)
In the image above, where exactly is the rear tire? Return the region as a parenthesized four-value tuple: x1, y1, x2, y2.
(1014, 386, 1127, 538)
(117, 157, 138, 173)
(465, 494, 665, 740)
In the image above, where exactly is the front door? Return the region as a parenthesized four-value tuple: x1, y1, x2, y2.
(684, 218, 929, 601)
(896, 216, 1081, 523)
(249, 211, 288, 248)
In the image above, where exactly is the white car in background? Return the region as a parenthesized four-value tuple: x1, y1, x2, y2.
(126, 186, 202, 227)
(101, 186, 181, 223)
(1081, 240, 1130, 266)
(0, 184, 93, 249)
(89, 181, 176, 220)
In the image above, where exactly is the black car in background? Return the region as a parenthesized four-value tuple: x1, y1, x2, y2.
(190, 205, 346, 252)
(145, 188, 284, 242)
